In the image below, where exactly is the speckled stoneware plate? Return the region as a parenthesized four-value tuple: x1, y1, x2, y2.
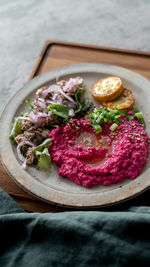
(1, 63, 150, 208)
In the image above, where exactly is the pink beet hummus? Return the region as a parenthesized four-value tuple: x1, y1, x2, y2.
(49, 118, 149, 188)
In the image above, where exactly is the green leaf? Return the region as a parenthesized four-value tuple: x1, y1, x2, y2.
(74, 90, 90, 114)
(47, 104, 69, 119)
(9, 118, 22, 143)
(75, 89, 83, 102)
(26, 99, 34, 110)
(35, 148, 51, 171)
(34, 138, 52, 171)
(34, 138, 52, 152)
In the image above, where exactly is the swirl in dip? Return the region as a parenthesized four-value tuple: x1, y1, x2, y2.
(49, 118, 149, 188)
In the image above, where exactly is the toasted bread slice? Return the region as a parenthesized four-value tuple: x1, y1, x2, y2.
(91, 76, 123, 101)
(102, 88, 135, 110)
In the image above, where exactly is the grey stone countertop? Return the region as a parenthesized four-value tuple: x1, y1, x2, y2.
(0, 0, 150, 114)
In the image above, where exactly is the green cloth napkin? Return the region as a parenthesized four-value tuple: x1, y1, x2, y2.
(0, 187, 150, 267)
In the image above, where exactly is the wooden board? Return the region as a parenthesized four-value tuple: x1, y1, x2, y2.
(29, 40, 150, 80)
(1, 40, 150, 212)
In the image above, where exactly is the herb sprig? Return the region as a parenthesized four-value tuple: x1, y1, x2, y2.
(26, 99, 34, 110)
(74, 90, 90, 114)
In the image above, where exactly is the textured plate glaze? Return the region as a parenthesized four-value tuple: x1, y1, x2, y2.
(1, 63, 150, 208)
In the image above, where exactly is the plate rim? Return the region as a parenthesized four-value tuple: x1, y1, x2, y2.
(1, 63, 150, 208)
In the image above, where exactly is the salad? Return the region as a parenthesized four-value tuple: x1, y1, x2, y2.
(9, 77, 91, 170)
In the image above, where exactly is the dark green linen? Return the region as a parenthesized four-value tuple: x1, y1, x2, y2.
(0, 188, 23, 215)
(0, 188, 150, 267)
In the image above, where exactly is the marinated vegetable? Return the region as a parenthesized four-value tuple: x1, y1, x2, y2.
(102, 88, 135, 110)
(91, 76, 123, 101)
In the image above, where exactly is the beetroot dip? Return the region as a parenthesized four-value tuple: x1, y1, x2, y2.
(49, 118, 150, 188)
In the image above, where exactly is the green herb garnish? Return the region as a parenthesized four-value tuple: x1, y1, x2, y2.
(110, 123, 118, 132)
(87, 106, 146, 133)
(35, 148, 51, 171)
(34, 138, 52, 171)
(74, 90, 90, 114)
(133, 105, 139, 113)
(132, 106, 145, 127)
(134, 111, 146, 127)
(34, 138, 52, 152)
(47, 104, 69, 120)
(26, 99, 34, 110)
(87, 107, 121, 132)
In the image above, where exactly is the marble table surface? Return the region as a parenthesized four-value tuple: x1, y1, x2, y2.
(0, 0, 150, 114)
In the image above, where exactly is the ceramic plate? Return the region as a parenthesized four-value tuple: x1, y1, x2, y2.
(1, 63, 150, 208)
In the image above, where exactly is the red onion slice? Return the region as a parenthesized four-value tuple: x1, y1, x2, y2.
(51, 93, 63, 104)
(22, 159, 27, 169)
(63, 78, 83, 92)
(17, 117, 31, 121)
(41, 84, 76, 104)
(37, 98, 46, 109)
(41, 85, 60, 98)
(17, 141, 36, 169)
(46, 100, 59, 105)
(30, 111, 48, 124)
(57, 88, 76, 104)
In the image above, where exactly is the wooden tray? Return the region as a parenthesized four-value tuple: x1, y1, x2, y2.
(1, 40, 150, 212)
